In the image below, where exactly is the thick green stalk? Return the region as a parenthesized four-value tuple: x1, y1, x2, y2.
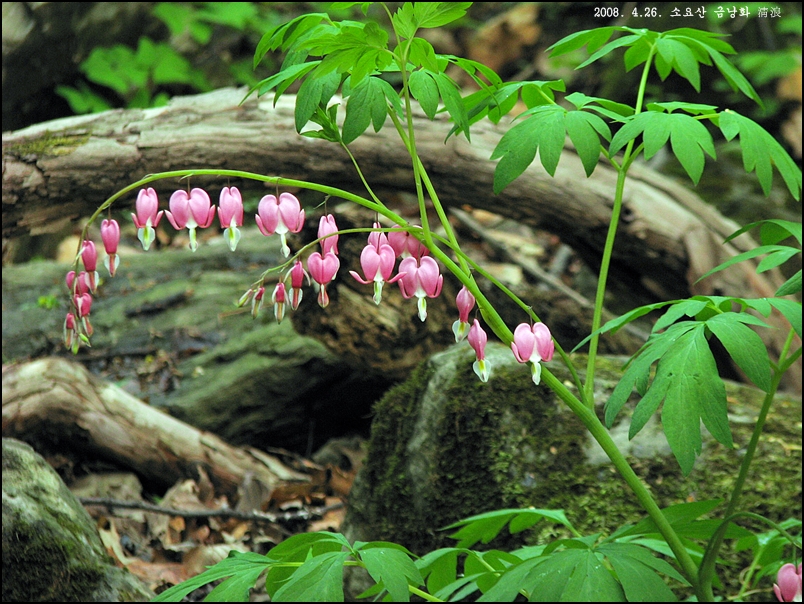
(582, 41, 656, 407)
(697, 328, 799, 600)
(540, 369, 701, 588)
(583, 167, 626, 407)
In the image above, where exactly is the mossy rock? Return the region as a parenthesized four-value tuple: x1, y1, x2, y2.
(2, 438, 153, 602)
(344, 343, 802, 563)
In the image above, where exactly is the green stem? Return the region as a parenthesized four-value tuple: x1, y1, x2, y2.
(409, 585, 443, 602)
(697, 328, 798, 601)
(583, 167, 626, 408)
(582, 41, 656, 407)
(541, 369, 701, 587)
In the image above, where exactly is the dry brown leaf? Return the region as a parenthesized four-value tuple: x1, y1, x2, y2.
(468, 3, 541, 73)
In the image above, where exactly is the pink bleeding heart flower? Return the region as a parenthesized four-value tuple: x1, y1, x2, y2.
(452, 285, 476, 342)
(73, 292, 93, 338)
(218, 187, 244, 252)
(131, 188, 163, 251)
(774, 563, 802, 602)
(287, 259, 309, 310)
(256, 192, 305, 257)
(388, 225, 429, 259)
(63, 312, 80, 354)
(398, 255, 443, 321)
(468, 319, 490, 382)
(511, 322, 555, 385)
(349, 226, 404, 305)
(272, 282, 287, 323)
(251, 286, 265, 319)
(81, 240, 99, 292)
(66, 271, 91, 296)
(165, 188, 216, 252)
(308, 251, 340, 308)
(318, 214, 339, 256)
(101, 219, 120, 277)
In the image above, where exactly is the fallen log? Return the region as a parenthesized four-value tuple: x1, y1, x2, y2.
(1, 357, 310, 497)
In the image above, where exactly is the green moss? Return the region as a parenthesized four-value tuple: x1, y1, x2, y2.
(349, 343, 801, 600)
(7, 131, 91, 157)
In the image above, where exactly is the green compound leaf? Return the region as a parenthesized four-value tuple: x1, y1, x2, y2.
(342, 76, 393, 143)
(576, 34, 645, 70)
(638, 325, 733, 475)
(491, 105, 562, 191)
(719, 109, 802, 200)
(411, 2, 472, 30)
(656, 37, 701, 91)
(479, 548, 625, 602)
(616, 499, 724, 539)
(254, 13, 329, 69)
(360, 546, 423, 602)
(565, 111, 612, 176)
(408, 70, 439, 119)
(152, 551, 273, 602)
(491, 104, 610, 191)
(392, 2, 471, 39)
(706, 313, 772, 392)
(547, 27, 618, 58)
(697, 244, 800, 283)
(605, 322, 698, 427)
(294, 70, 341, 133)
(272, 551, 349, 602)
(776, 269, 802, 297)
(609, 111, 715, 184)
(769, 298, 802, 337)
(434, 71, 470, 140)
(444, 508, 574, 549)
(416, 548, 460, 596)
(597, 543, 683, 601)
(407, 37, 439, 71)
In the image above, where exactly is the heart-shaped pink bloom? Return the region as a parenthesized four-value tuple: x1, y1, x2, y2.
(218, 187, 244, 251)
(73, 293, 92, 318)
(349, 234, 403, 305)
(81, 240, 99, 291)
(511, 322, 554, 385)
(218, 187, 244, 228)
(166, 189, 216, 251)
(398, 256, 443, 321)
(63, 312, 79, 352)
(308, 251, 340, 308)
(468, 319, 490, 382)
(256, 193, 305, 257)
(389, 225, 429, 259)
(287, 259, 309, 310)
(101, 220, 120, 254)
(101, 219, 121, 276)
(775, 563, 802, 602)
(272, 282, 287, 323)
(132, 188, 163, 251)
(66, 270, 91, 296)
(318, 214, 339, 256)
(452, 285, 476, 342)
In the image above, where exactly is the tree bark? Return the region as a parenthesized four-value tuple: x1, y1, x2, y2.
(1, 357, 310, 497)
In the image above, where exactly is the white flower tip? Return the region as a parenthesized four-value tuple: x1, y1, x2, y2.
(473, 360, 490, 383)
(453, 320, 468, 343)
(530, 362, 542, 386)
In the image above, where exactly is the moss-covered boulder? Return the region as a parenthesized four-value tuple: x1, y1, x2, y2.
(344, 343, 802, 556)
(2, 438, 153, 602)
